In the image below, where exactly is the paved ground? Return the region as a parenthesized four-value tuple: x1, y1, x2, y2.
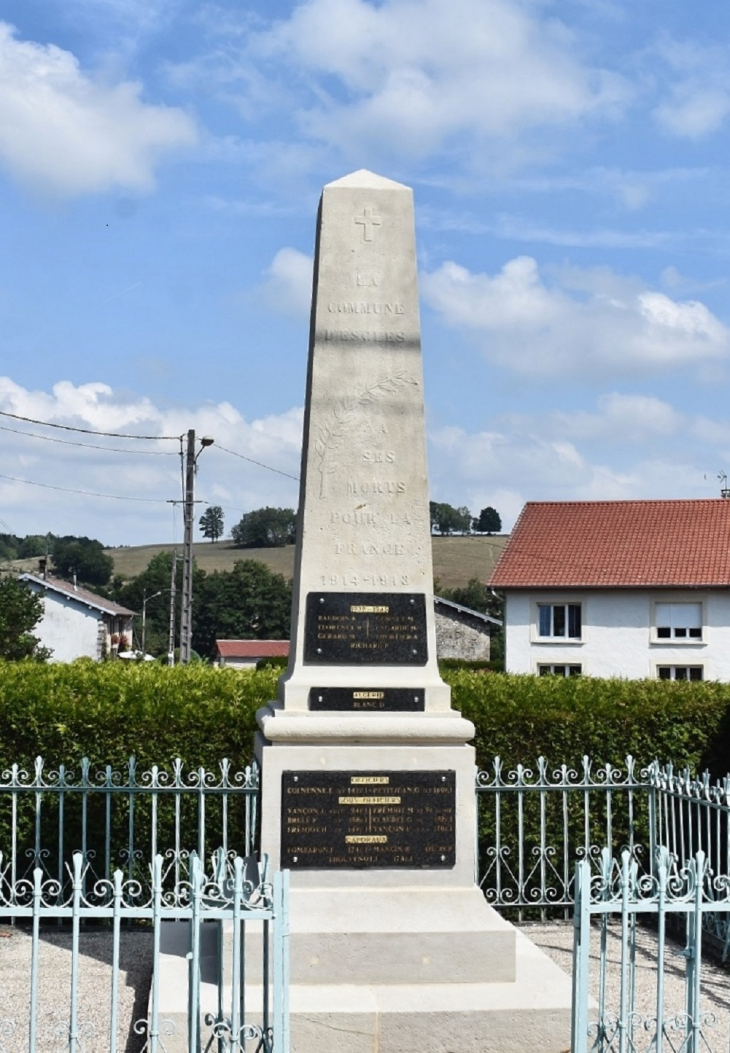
(2, 920, 729, 1052)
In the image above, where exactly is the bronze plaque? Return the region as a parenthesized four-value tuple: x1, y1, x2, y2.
(309, 687, 425, 711)
(303, 592, 427, 665)
(281, 770, 456, 869)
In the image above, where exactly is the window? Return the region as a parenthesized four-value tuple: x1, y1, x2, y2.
(657, 666, 703, 681)
(538, 664, 582, 677)
(537, 603, 582, 639)
(655, 603, 702, 641)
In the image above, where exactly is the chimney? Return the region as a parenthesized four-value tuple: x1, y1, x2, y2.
(73, 571, 78, 591)
(38, 557, 47, 580)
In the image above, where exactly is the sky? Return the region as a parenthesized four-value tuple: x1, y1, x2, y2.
(3, 0, 730, 548)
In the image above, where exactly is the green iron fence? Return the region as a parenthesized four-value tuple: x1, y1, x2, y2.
(0, 756, 259, 901)
(475, 755, 654, 915)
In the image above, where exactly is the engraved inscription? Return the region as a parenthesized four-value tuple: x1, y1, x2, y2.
(320, 574, 411, 587)
(356, 273, 379, 287)
(314, 373, 418, 498)
(334, 541, 406, 556)
(330, 511, 413, 526)
(281, 770, 456, 868)
(309, 687, 425, 711)
(354, 206, 382, 242)
(323, 329, 405, 344)
(304, 592, 427, 664)
(363, 450, 395, 463)
(347, 480, 406, 496)
(327, 302, 405, 315)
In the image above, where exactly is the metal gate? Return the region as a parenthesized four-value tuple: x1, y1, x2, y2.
(0, 849, 289, 1053)
(572, 846, 728, 1053)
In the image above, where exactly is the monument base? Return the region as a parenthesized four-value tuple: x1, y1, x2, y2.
(246, 730, 572, 1051)
(155, 922, 572, 1053)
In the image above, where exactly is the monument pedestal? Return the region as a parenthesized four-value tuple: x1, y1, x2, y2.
(255, 713, 572, 1053)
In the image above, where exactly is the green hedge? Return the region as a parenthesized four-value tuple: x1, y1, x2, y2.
(1, 661, 729, 777)
(443, 669, 730, 777)
(3, 663, 730, 884)
(0, 660, 278, 773)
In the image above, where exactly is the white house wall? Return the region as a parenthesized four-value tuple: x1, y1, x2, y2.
(33, 593, 103, 663)
(505, 589, 730, 681)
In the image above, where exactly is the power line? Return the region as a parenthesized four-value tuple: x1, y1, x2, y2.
(214, 443, 299, 481)
(0, 422, 177, 455)
(0, 408, 181, 441)
(0, 472, 170, 503)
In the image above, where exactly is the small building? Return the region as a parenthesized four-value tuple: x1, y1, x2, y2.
(490, 499, 730, 681)
(434, 596, 500, 662)
(20, 573, 135, 663)
(215, 639, 290, 670)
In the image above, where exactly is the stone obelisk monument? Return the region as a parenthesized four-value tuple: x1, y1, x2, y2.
(255, 171, 571, 1053)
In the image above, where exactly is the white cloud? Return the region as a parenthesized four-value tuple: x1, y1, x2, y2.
(553, 393, 683, 444)
(0, 22, 197, 196)
(653, 38, 730, 140)
(427, 394, 728, 530)
(245, 0, 628, 166)
(0, 377, 301, 545)
(255, 248, 314, 317)
(421, 256, 730, 380)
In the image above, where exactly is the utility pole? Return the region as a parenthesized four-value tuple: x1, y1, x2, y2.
(167, 550, 178, 666)
(180, 430, 196, 665)
(179, 431, 214, 665)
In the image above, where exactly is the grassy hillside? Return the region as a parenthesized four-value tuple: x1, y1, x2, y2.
(104, 535, 508, 589)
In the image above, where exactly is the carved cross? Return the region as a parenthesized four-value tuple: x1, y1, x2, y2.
(355, 206, 382, 242)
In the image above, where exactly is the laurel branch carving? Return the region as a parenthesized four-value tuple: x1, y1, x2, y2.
(314, 372, 419, 498)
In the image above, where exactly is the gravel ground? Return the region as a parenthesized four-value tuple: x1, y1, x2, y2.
(0, 926, 153, 1053)
(2, 920, 729, 1052)
(527, 919, 730, 1052)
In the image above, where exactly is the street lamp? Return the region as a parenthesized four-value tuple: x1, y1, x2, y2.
(179, 431, 215, 665)
(141, 589, 163, 655)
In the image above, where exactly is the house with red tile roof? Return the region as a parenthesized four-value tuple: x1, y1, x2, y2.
(215, 639, 290, 670)
(489, 499, 730, 681)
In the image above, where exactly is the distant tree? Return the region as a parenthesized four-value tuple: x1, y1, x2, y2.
(19, 534, 50, 559)
(53, 538, 113, 587)
(199, 505, 225, 543)
(0, 578, 51, 661)
(231, 508, 297, 548)
(0, 534, 20, 562)
(429, 502, 472, 536)
(193, 560, 292, 656)
(473, 507, 502, 535)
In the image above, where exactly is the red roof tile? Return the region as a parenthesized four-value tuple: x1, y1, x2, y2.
(489, 500, 730, 588)
(215, 640, 290, 659)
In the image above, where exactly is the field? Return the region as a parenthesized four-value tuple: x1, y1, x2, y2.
(105, 535, 508, 589)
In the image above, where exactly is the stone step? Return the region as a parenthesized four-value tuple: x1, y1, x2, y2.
(221, 885, 516, 986)
(155, 926, 573, 1053)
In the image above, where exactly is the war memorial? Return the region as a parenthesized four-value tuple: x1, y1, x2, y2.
(250, 170, 573, 1051)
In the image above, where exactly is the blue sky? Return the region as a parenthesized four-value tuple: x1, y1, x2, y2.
(3, 0, 730, 547)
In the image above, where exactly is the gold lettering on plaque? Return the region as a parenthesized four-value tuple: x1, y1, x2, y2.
(346, 835, 388, 844)
(338, 796, 401, 805)
(350, 605, 389, 613)
(351, 775, 389, 783)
